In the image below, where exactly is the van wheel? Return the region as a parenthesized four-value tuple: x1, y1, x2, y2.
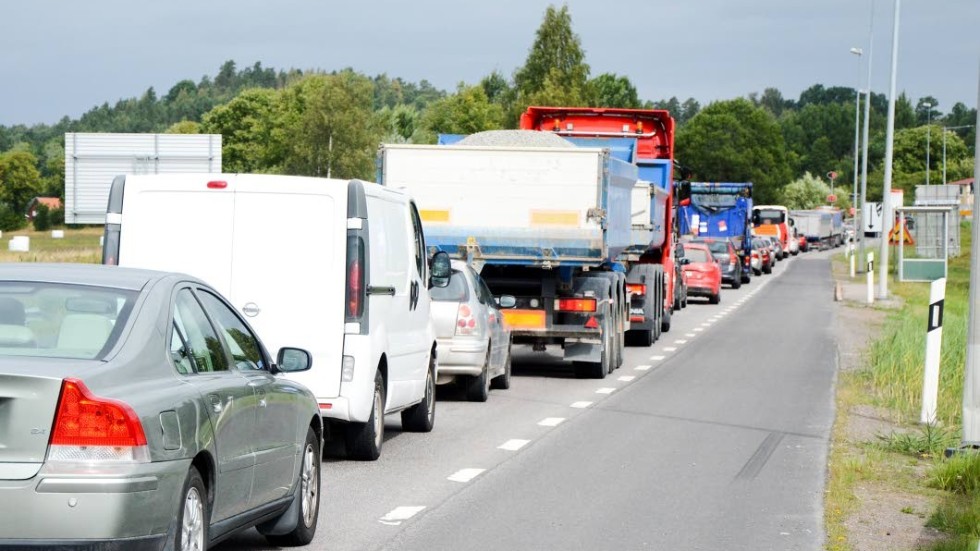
(490, 344, 512, 390)
(345, 371, 384, 461)
(402, 360, 435, 432)
(466, 347, 491, 402)
(175, 467, 208, 551)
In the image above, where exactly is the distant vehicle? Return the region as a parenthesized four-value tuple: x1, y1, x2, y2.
(765, 236, 784, 262)
(680, 243, 722, 304)
(686, 237, 743, 289)
(752, 205, 791, 256)
(0, 264, 321, 550)
(676, 182, 754, 285)
(104, 174, 452, 461)
(751, 237, 774, 274)
(430, 260, 515, 401)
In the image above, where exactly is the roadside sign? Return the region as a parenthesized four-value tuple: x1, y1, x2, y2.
(827, 194, 837, 204)
(888, 221, 915, 245)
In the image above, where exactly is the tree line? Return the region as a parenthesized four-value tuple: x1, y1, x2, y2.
(0, 4, 975, 230)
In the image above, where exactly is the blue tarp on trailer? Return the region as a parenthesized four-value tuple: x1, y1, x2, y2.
(677, 182, 753, 253)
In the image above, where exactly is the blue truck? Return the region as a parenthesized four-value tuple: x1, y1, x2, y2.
(676, 182, 754, 284)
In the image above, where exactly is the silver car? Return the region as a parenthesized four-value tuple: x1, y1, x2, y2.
(0, 264, 322, 550)
(430, 260, 515, 402)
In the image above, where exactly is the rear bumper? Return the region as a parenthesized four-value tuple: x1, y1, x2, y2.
(686, 285, 719, 297)
(436, 337, 488, 377)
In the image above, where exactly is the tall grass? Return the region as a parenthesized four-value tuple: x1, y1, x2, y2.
(862, 222, 971, 427)
(0, 227, 102, 264)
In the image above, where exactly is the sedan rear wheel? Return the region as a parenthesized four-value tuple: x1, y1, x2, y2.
(176, 467, 207, 551)
(466, 347, 491, 402)
(491, 344, 512, 390)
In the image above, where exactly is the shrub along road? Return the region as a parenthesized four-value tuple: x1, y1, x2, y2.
(220, 252, 836, 550)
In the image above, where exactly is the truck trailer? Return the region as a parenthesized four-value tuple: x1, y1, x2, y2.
(677, 181, 753, 284)
(378, 137, 634, 378)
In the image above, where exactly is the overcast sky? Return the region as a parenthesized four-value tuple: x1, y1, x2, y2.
(1, 0, 977, 127)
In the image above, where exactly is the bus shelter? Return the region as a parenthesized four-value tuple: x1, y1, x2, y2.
(895, 206, 957, 282)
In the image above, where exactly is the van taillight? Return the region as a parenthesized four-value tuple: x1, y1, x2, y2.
(346, 236, 365, 320)
(48, 378, 149, 463)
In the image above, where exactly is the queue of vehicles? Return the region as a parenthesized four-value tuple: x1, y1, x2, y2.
(0, 105, 812, 550)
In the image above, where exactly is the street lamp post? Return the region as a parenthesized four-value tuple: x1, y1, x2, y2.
(851, 47, 863, 218)
(924, 102, 933, 185)
(879, 0, 901, 300)
(858, 0, 875, 271)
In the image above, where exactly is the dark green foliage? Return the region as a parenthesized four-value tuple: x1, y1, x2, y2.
(49, 206, 64, 227)
(32, 203, 50, 231)
(0, 204, 24, 232)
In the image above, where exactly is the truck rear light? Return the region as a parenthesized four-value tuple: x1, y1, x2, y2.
(346, 236, 365, 321)
(48, 378, 149, 464)
(555, 298, 597, 312)
(626, 283, 646, 297)
(456, 304, 477, 335)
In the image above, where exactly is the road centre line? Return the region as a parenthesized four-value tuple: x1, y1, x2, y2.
(538, 417, 566, 427)
(570, 401, 594, 408)
(617, 376, 635, 382)
(685, 332, 697, 337)
(649, 355, 665, 361)
(595, 387, 616, 395)
(379, 506, 426, 526)
(663, 347, 677, 352)
(634, 365, 652, 371)
(675, 339, 688, 344)
(693, 328, 703, 332)
(498, 439, 531, 451)
(448, 468, 485, 483)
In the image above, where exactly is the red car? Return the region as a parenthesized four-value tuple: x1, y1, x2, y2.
(680, 243, 722, 304)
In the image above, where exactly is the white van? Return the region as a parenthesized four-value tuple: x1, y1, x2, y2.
(103, 174, 451, 460)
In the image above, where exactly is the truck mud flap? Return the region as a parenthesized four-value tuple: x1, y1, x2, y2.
(564, 340, 602, 363)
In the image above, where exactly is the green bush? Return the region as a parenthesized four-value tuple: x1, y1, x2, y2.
(0, 204, 24, 232)
(32, 204, 51, 231)
(49, 207, 64, 228)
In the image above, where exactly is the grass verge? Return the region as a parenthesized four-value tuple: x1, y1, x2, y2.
(0, 226, 102, 264)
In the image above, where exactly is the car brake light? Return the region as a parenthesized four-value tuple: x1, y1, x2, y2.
(456, 304, 477, 335)
(626, 283, 646, 297)
(346, 236, 365, 321)
(555, 298, 597, 312)
(730, 252, 737, 265)
(48, 378, 149, 463)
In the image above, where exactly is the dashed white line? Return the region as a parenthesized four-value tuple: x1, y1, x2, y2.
(538, 417, 566, 427)
(685, 332, 697, 337)
(570, 401, 594, 408)
(498, 439, 531, 451)
(663, 347, 677, 352)
(617, 375, 635, 382)
(379, 506, 426, 526)
(650, 355, 666, 361)
(448, 468, 485, 483)
(596, 387, 616, 394)
(634, 365, 652, 371)
(675, 339, 688, 344)
(693, 328, 704, 332)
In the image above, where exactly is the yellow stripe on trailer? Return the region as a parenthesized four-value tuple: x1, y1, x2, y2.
(419, 209, 450, 223)
(530, 210, 579, 227)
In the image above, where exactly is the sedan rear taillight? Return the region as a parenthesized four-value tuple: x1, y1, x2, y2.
(456, 304, 477, 335)
(48, 378, 149, 463)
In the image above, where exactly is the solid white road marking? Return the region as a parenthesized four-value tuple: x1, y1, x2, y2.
(538, 417, 566, 427)
(448, 468, 485, 483)
(618, 376, 635, 382)
(570, 401, 594, 408)
(634, 365, 652, 371)
(596, 388, 616, 394)
(498, 439, 531, 451)
(379, 506, 426, 526)
(650, 355, 666, 361)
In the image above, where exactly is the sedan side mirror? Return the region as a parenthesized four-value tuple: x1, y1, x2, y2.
(496, 295, 517, 308)
(277, 347, 312, 373)
(429, 251, 451, 288)
(680, 257, 691, 265)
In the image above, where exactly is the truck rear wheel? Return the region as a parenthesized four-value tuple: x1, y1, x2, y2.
(626, 264, 659, 347)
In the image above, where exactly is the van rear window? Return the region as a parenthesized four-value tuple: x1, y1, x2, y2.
(429, 270, 469, 302)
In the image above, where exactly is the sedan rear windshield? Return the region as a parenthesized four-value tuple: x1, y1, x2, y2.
(685, 248, 711, 263)
(0, 282, 136, 360)
(429, 270, 470, 302)
(704, 242, 729, 254)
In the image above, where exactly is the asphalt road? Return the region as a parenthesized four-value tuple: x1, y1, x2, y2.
(220, 250, 837, 551)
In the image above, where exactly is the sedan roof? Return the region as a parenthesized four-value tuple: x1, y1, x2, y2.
(0, 263, 183, 291)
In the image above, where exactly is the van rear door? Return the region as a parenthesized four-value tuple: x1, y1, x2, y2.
(117, 174, 235, 290)
(230, 175, 347, 401)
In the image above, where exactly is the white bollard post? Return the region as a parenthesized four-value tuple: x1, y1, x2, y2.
(866, 252, 875, 304)
(921, 277, 947, 424)
(850, 251, 856, 278)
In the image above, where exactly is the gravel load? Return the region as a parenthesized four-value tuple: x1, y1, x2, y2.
(456, 129, 575, 148)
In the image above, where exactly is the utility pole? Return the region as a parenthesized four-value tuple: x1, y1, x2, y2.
(879, 0, 900, 300)
(961, 60, 980, 446)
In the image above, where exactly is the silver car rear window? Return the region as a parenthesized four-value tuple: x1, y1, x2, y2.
(0, 282, 136, 360)
(429, 270, 470, 302)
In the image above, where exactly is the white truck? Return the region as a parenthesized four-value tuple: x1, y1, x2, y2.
(65, 132, 221, 224)
(378, 139, 636, 379)
(790, 210, 833, 249)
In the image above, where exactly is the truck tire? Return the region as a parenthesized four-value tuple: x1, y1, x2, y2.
(573, 278, 611, 379)
(346, 370, 384, 461)
(625, 264, 657, 347)
(402, 358, 436, 432)
(595, 272, 625, 370)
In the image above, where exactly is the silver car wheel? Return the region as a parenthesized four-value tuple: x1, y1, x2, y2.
(301, 442, 318, 527)
(182, 486, 205, 551)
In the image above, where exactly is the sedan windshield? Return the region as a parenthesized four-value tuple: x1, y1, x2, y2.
(0, 282, 136, 360)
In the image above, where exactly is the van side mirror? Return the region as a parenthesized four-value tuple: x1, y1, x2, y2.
(429, 251, 451, 288)
(276, 347, 312, 373)
(496, 295, 517, 308)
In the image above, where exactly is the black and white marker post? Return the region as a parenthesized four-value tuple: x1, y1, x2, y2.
(866, 252, 874, 304)
(921, 278, 946, 425)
